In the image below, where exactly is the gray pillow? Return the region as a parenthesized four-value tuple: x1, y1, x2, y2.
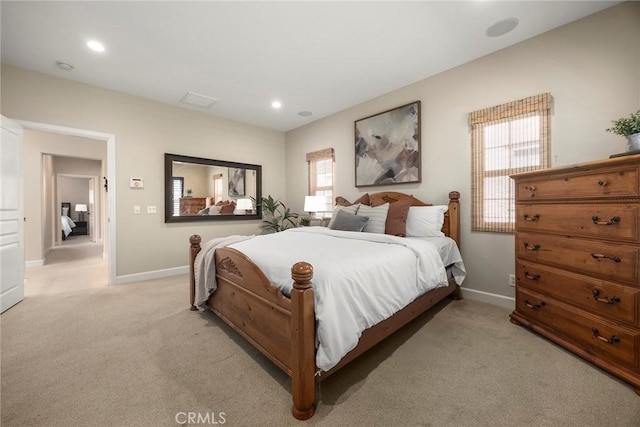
(329, 209, 369, 232)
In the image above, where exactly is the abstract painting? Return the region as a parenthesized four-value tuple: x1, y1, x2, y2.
(228, 167, 245, 196)
(354, 101, 421, 187)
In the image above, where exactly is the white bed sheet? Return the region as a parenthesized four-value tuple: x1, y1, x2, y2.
(61, 215, 76, 237)
(195, 227, 466, 372)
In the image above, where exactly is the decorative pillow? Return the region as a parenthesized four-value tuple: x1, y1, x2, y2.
(357, 203, 390, 234)
(329, 209, 369, 232)
(62, 207, 69, 216)
(384, 196, 414, 237)
(406, 205, 448, 237)
(335, 193, 370, 207)
(327, 204, 360, 228)
(220, 201, 236, 215)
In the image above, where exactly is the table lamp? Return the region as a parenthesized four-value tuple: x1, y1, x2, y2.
(75, 204, 87, 222)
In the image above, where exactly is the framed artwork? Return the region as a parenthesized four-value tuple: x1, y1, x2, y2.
(228, 167, 245, 196)
(354, 101, 421, 187)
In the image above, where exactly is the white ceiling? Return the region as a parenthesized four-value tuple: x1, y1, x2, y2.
(1, 1, 619, 132)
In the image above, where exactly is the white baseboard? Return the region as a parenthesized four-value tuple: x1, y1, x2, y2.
(115, 265, 189, 285)
(461, 287, 515, 310)
(25, 260, 44, 269)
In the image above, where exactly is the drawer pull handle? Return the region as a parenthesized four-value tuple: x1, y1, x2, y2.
(598, 180, 607, 187)
(524, 271, 540, 281)
(523, 242, 541, 251)
(591, 215, 620, 226)
(591, 327, 620, 344)
(524, 299, 545, 310)
(523, 214, 540, 222)
(591, 253, 621, 263)
(591, 289, 621, 305)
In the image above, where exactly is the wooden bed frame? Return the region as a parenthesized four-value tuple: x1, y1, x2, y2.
(188, 191, 462, 419)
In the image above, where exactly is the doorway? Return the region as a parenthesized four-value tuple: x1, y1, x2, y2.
(15, 119, 116, 286)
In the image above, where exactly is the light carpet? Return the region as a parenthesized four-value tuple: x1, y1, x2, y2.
(1, 276, 639, 426)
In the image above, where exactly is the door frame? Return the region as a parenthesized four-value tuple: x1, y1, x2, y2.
(56, 173, 101, 245)
(14, 120, 116, 286)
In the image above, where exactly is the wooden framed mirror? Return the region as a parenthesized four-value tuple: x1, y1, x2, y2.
(164, 153, 262, 223)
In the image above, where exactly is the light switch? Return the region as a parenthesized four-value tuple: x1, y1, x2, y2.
(147, 206, 157, 214)
(133, 205, 141, 214)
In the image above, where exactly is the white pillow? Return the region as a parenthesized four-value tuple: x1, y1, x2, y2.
(62, 207, 69, 216)
(327, 204, 360, 228)
(357, 203, 389, 234)
(406, 205, 448, 237)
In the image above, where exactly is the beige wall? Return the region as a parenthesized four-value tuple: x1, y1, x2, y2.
(285, 3, 640, 298)
(2, 67, 286, 278)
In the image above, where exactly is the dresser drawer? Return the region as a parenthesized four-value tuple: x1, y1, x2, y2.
(517, 260, 640, 326)
(515, 166, 639, 201)
(516, 288, 639, 369)
(515, 204, 639, 242)
(516, 232, 639, 284)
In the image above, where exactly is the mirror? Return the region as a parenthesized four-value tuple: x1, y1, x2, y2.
(164, 153, 262, 223)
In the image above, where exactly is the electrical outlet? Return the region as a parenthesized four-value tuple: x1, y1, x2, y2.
(147, 205, 157, 214)
(133, 205, 141, 214)
(509, 274, 516, 287)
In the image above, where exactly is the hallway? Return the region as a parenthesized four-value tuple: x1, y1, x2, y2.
(24, 238, 107, 296)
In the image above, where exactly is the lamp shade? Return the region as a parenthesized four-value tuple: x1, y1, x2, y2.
(235, 198, 253, 211)
(304, 195, 330, 213)
(75, 204, 87, 212)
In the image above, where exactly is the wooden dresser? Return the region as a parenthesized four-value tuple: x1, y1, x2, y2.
(510, 155, 640, 395)
(179, 197, 206, 215)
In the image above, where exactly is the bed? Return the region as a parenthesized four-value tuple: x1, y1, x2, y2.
(188, 191, 464, 419)
(61, 202, 76, 240)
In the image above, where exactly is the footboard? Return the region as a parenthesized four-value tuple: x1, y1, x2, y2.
(189, 237, 316, 419)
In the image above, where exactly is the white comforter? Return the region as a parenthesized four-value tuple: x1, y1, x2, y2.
(194, 227, 466, 372)
(61, 215, 76, 237)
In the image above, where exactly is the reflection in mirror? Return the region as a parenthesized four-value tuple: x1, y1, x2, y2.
(164, 153, 262, 223)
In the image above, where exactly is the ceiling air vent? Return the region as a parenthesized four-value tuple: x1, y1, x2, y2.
(180, 91, 218, 109)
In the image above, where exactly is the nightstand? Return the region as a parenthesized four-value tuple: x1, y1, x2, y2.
(74, 221, 88, 235)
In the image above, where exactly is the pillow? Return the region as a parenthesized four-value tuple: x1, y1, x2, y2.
(384, 196, 413, 237)
(335, 193, 370, 207)
(406, 205, 448, 237)
(357, 203, 390, 234)
(62, 207, 69, 216)
(329, 209, 369, 232)
(327, 204, 360, 228)
(197, 207, 210, 215)
(220, 201, 236, 215)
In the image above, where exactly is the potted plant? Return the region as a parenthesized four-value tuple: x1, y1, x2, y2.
(185, 188, 192, 197)
(253, 195, 299, 233)
(606, 110, 640, 152)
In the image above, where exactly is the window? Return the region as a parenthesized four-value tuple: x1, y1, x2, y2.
(306, 148, 334, 214)
(172, 177, 184, 216)
(470, 93, 551, 233)
(212, 174, 223, 204)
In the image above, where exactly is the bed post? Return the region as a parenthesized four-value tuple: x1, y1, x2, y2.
(189, 235, 202, 311)
(448, 191, 460, 247)
(290, 262, 316, 420)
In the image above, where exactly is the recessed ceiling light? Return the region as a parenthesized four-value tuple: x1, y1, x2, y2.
(55, 61, 74, 71)
(298, 111, 312, 117)
(271, 101, 282, 109)
(485, 18, 519, 37)
(86, 40, 106, 52)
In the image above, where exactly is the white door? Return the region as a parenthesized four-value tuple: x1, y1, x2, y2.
(0, 116, 24, 313)
(88, 177, 96, 242)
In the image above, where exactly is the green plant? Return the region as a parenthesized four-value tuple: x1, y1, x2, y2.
(186, 188, 192, 196)
(606, 110, 640, 136)
(299, 216, 311, 227)
(253, 195, 299, 233)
